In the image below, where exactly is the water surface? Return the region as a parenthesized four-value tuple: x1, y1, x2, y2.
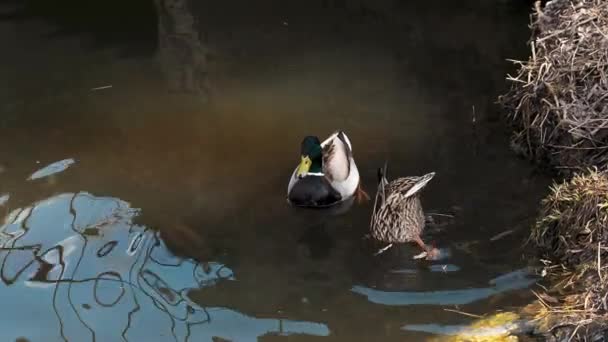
(0, 1, 549, 341)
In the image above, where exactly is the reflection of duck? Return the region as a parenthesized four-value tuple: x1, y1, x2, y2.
(370, 163, 440, 260)
(287, 131, 368, 208)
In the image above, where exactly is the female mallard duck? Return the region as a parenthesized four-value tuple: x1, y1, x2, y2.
(370, 163, 440, 260)
(287, 131, 369, 207)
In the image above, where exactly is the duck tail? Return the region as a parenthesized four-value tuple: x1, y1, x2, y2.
(371, 161, 388, 229)
(376, 161, 388, 185)
(370, 186, 380, 229)
(382, 160, 389, 185)
(403, 172, 436, 198)
(376, 161, 389, 194)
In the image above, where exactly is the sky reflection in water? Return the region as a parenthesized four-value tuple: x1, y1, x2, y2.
(0, 191, 330, 341)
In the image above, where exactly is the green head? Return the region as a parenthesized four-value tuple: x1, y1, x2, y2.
(297, 136, 323, 177)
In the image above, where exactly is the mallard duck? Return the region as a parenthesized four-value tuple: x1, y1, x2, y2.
(287, 131, 369, 207)
(370, 163, 440, 260)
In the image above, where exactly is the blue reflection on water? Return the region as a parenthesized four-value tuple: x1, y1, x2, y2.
(352, 268, 535, 306)
(0, 192, 330, 341)
(27, 158, 76, 181)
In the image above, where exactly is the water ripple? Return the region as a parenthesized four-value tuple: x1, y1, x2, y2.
(351, 268, 536, 306)
(27, 158, 75, 181)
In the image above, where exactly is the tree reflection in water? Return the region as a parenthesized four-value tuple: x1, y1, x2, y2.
(154, 0, 210, 98)
(0, 192, 329, 341)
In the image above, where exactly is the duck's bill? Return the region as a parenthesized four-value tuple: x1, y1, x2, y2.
(296, 155, 312, 178)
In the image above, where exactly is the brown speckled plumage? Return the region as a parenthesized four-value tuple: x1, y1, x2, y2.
(370, 168, 435, 251)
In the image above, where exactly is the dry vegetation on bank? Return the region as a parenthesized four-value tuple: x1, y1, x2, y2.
(498, 0, 608, 176)
(498, 0, 608, 340)
(528, 169, 608, 341)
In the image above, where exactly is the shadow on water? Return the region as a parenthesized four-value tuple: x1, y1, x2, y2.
(0, 0, 552, 340)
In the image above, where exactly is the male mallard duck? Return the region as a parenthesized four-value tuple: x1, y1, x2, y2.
(287, 131, 369, 207)
(370, 163, 440, 260)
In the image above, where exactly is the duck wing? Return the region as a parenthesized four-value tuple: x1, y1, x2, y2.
(389, 172, 436, 199)
(322, 131, 352, 182)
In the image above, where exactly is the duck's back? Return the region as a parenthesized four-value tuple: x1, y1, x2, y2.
(371, 189, 425, 243)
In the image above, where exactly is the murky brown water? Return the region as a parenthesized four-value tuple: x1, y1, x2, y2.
(0, 1, 550, 341)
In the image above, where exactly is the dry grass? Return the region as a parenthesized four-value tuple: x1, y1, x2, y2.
(528, 168, 608, 341)
(497, 0, 608, 339)
(498, 0, 608, 175)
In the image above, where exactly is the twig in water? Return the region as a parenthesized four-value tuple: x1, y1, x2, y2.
(490, 229, 515, 242)
(471, 105, 477, 126)
(374, 244, 393, 256)
(471, 105, 478, 156)
(598, 241, 603, 282)
(427, 212, 455, 218)
(91, 85, 113, 91)
(532, 289, 551, 309)
(443, 308, 483, 318)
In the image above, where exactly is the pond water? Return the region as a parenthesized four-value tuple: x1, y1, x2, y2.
(0, 1, 550, 341)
